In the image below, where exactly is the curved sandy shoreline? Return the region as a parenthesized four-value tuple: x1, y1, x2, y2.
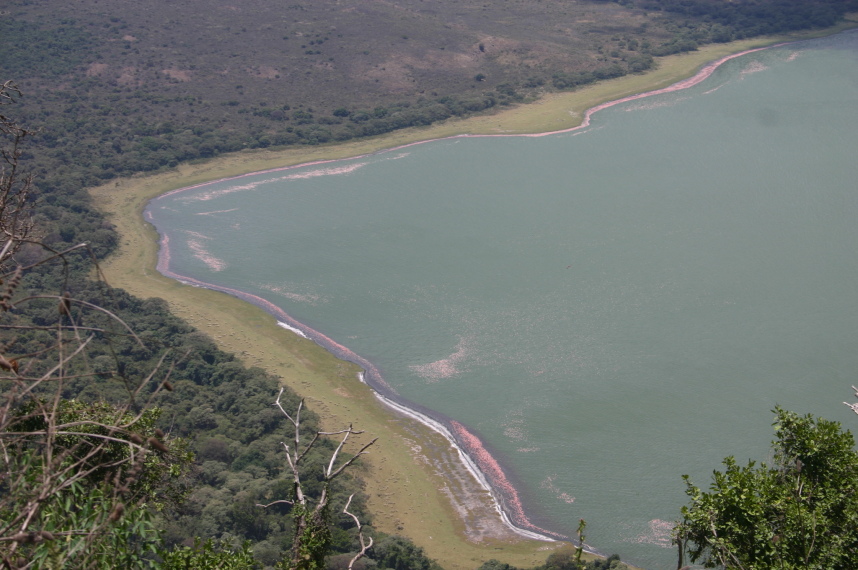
(92, 25, 856, 569)
(150, 207, 563, 543)
(144, 38, 793, 552)
(151, 42, 777, 192)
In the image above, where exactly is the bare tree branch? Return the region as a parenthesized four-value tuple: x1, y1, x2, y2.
(328, 435, 378, 481)
(843, 385, 858, 415)
(343, 494, 373, 570)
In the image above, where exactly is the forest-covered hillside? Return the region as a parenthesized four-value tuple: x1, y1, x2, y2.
(2, 0, 855, 203)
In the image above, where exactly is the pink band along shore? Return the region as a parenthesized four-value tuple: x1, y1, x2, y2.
(154, 43, 779, 201)
(149, 42, 781, 547)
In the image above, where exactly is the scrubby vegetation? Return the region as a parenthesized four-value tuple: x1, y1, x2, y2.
(478, 552, 627, 570)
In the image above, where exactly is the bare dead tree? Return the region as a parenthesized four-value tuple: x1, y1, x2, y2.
(0, 81, 183, 569)
(258, 387, 376, 570)
(0, 81, 36, 267)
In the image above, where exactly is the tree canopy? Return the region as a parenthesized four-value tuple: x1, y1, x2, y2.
(674, 407, 858, 569)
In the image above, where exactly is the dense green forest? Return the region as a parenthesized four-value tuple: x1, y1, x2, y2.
(1, 0, 857, 568)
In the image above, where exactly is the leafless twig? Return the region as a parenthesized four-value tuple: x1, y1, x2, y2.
(343, 494, 373, 570)
(843, 385, 858, 416)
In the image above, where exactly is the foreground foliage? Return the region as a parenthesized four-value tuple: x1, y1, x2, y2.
(0, 81, 189, 568)
(674, 407, 858, 569)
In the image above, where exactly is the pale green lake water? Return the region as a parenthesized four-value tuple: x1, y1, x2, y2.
(148, 31, 858, 568)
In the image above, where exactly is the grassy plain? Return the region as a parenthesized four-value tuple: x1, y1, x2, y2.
(91, 24, 855, 570)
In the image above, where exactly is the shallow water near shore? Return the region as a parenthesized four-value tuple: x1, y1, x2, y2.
(148, 31, 858, 568)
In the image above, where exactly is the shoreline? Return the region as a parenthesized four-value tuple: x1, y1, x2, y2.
(144, 38, 786, 548)
(150, 207, 564, 543)
(91, 25, 855, 569)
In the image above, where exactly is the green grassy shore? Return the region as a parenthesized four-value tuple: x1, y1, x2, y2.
(90, 23, 855, 570)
